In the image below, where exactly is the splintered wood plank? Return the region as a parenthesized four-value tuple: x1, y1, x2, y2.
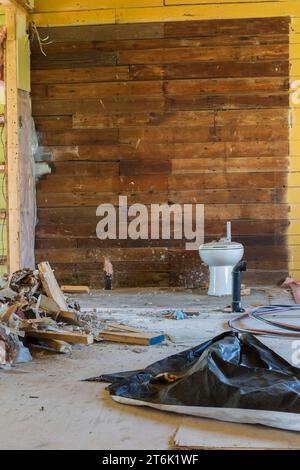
(98, 330, 165, 346)
(38, 261, 69, 311)
(24, 328, 94, 345)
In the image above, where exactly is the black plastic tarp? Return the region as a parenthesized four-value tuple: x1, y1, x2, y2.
(87, 332, 300, 431)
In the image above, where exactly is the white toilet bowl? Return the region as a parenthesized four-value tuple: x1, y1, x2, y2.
(199, 239, 244, 296)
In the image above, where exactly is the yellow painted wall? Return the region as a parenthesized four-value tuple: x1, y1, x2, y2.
(31, 1, 300, 26)
(29, 0, 300, 278)
(17, 13, 31, 92)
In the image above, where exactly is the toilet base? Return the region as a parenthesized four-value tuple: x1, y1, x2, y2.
(208, 266, 233, 296)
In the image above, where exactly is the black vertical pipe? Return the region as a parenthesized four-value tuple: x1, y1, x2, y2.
(232, 260, 247, 313)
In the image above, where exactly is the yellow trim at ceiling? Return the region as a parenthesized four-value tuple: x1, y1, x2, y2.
(30, 2, 300, 27)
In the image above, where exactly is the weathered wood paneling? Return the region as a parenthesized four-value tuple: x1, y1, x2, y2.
(32, 17, 290, 287)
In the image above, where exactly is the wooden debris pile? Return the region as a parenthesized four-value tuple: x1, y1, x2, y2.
(0, 261, 166, 368)
(0, 262, 93, 366)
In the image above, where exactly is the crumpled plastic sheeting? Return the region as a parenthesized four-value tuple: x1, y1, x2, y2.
(87, 332, 300, 430)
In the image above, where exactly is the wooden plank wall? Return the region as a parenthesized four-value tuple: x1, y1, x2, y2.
(31, 17, 290, 288)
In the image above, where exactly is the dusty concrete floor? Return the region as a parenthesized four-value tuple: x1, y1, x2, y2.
(0, 286, 299, 450)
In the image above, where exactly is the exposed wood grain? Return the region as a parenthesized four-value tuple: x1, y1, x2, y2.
(118, 45, 289, 65)
(48, 81, 163, 99)
(164, 61, 289, 79)
(31, 66, 130, 84)
(38, 261, 69, 311)
(32, 96, 165, 116)
(32, 18, 290, 287)
(165, 78, 288, 95)
(25, 328, 93, 345)
(165, 93, 289, 111)
(30, 37, 289, 56)
(38, 129, 118, 146)
(35, 23, 164, 43)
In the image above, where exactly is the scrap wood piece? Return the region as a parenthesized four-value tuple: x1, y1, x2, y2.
(39, 294, 60, 316)
(58, 310, 84, 326)
(39, 295, 81, 325)
(61, 285, 90, 294)
(38, 262, 69, 311)
(106, 322, 143, 334)
(98, 330, 165, 346)
(21, 318, 54, 327)
(24, 328, 94, 345)
(30, 338, 72, 354)
(0, 303, 19, 323)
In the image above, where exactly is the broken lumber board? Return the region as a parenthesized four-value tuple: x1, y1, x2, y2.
(39, 294, 60, 316)
(38, 262, 69, 311)
(61, 285, 90, 294)
(24, 328, 93, 345)
(0, 303, 19, 323)
(58, 310, 83, 326)
(99, 330, 165, 346)
(106, 322, 143, 334)
(39, 295, 81, 325)
(38, 338, 72, 354)
(38, 262, 68, 311)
